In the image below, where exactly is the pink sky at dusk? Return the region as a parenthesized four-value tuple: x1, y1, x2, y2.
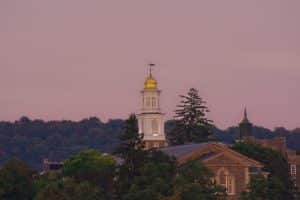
(0, 0, 299, 130)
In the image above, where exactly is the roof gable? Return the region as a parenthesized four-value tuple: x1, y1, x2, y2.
(160, 142, 262, 168)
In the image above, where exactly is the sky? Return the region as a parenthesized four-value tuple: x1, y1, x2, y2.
(0, 0, 299, 130)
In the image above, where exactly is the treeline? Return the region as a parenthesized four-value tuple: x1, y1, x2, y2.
(0, 116, 124, 169)
(0, 114, 295, 200)
(0, 116, 300, 169)
(0, 88, 297, 199)
(0, 114, 228, 200)
(0, 87, 299, 170)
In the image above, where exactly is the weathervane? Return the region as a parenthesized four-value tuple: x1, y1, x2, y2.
(148, 63, 155, 77)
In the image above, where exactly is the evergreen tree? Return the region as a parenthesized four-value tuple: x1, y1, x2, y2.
(169, 88, 213, 145)
(115, 114, 146, 198)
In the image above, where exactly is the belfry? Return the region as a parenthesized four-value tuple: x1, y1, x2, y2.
(137, 64, 167, 149)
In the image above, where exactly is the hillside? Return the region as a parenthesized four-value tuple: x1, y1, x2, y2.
(0, 116, 299, 169)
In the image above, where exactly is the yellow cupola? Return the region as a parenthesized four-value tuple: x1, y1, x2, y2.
(144, 63, 158, 89)
(144, 75, 157, 89)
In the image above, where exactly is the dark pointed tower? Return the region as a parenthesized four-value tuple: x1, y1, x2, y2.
(239, 108, 253, 140)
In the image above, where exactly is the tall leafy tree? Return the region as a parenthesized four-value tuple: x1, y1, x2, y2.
(35, 178, 105, 200)
(239, 175, 285, 200)
(62, 150, 116, 198)
(123, 151, 176, 200)
(0, 159, 36, 200)
(169, 88, 213, 145)
(163, 160, 226, 200)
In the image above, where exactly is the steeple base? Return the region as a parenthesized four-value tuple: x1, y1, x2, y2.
(144, 140, 168, 150)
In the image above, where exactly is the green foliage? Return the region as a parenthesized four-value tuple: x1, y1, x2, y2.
(122, 151, 176, 200)
(239, 175, 268, 200)
(34, 178, 105, 200)
(1, 116, 300, 170)
(0, 117, 123, 169)
(63, 150, 116, 197)
(115, 114, 146, 197)
(174, 160, 226, 200)
(115, 114, 145, 159)
(0, 159, 36, 200)
(34, 150, 116, 200)
(232, 142, 294, 199)
(239, 175, 285, 200)
(169, 88, 213, 145)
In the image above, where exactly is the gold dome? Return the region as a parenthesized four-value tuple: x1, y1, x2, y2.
(144, 76, 158, 89)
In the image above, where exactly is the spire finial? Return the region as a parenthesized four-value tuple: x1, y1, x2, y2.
(244, 107, 248, 119)
(148, 63, 155, 77)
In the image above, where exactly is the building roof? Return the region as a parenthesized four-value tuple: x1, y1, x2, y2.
(160, 143, 211, 158)
(160, 142, 263, 168)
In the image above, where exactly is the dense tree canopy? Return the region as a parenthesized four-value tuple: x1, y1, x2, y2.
(122, 151, 176, 200)
(1, 116, 300, 169)
(35, 178, 105, 200)
(63, 150, 116, 194)
(0, 159, 36, 200)
(163, 160, 226, 200)
(0, 117, 124, 169)
(232, 142, 295, 199)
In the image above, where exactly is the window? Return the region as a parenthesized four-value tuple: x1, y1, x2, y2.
(219, 170, 226, 185)
(152, 119, 159, 135)
(146, 97, 151, 107)
(152, 97, 156, 108)
(291, 164, 297, 175)
(227, 176, 235, 195)
(216, 168, 235, 195)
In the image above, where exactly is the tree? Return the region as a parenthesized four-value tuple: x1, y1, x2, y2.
(62, 150, 116, 199)
(164, 160, 226, 200)
(34, 178, 105, 200)
(0, 159, 36, 200)
(239, 175, 285, 200)
(232, 142, 294, 199)
(239, 175, 268, 200)
(169, 88, 213, 145)
(115, 114, 145, 177)
(114, 113, 146, 197)
(123, 151, 176, 200)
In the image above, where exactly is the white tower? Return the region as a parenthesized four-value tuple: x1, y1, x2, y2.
(137, 64, 167, 149)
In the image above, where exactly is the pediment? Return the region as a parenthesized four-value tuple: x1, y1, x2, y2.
(176, 142, 262, 168)
(203, 152, 245, 166)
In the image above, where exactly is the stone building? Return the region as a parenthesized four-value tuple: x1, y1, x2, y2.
(161, 142, 266, 200)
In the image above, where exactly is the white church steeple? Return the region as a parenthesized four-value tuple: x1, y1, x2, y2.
(137, 64, 167, 149)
